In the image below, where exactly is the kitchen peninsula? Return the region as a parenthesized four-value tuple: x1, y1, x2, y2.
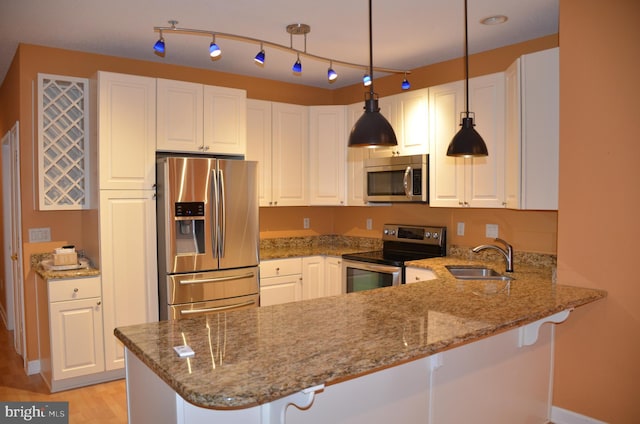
(115, 257, 605, 424)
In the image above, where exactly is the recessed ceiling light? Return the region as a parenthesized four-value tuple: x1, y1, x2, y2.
(480, 15, 508, 25)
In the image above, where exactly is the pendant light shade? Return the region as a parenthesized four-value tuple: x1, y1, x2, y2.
(348, 0, 398, 148)
(446, 0, 488, 157)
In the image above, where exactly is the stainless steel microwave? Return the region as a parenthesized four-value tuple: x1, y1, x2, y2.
(364, 154, 428, 203)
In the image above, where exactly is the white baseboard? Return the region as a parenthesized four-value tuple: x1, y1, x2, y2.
(27, 359, 40, 375)
(551, 406, 608, 424)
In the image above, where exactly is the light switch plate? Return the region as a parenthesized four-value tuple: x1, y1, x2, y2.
(457, 222, 465, 236)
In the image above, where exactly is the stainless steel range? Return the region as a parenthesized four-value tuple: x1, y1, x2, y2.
(342, 224, 446, 293)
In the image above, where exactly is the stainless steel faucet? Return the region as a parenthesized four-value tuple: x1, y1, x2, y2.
(472, 238, 514, 272)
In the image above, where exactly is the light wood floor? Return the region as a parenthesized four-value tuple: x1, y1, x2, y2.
(0, 323, 128, 423)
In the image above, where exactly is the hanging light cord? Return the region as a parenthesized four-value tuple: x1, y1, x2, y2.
(153, 22, 409, 76)
(464, 0, 470, 116)
(368, 0, 375, 97)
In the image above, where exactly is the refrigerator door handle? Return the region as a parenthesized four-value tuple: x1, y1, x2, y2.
(211, 168, 220, 258)
(218, 168, 226, 258)
(179, 272, 256, 285)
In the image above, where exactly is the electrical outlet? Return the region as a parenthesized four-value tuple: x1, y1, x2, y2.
(366, 218, 373, 230)
(486, 224, 499, 238)
(457, 222, 465, 236)
(303, 218, 310, 229)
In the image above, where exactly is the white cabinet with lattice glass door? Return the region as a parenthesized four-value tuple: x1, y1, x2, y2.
(38, 74, 91, 210)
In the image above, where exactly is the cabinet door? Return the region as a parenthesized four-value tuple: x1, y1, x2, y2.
(100, 190, 158, 371)
(429, 81, 466, 207)
(246, 99, 273, 206)
(396, 88, 429, 155)
(302, 256, 325, 300)
(271, 102, 308, 206)
(203, 85, 247, 155)
(97, 72, 156, 190)
(308, 106, 347, 206)
(466, 72, 506, 208)
(260, 275, 303, 306)
(346, 102, 369, 206)
(156, 79, 203, 153)
(324, 256, 344, 296)
(50, 298, 105, 380)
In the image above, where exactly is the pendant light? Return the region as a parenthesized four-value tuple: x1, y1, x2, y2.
(446, 0, 488, 157)
(348, 0, 398, 148)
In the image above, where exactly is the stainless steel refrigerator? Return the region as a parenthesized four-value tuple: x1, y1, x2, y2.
(156, 156, 259, 320)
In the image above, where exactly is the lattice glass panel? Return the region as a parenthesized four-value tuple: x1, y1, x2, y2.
(38, 74, 90, 210)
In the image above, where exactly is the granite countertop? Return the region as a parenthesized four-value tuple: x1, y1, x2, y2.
(31, 253, 100, 280)
(114, 255, 606, 411)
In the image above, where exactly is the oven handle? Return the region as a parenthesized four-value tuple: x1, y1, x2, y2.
(179, 272, 256, 285)
(344, 260, 401, 274)
(403, 166, 413, 198)
(179, 300, 256, 315)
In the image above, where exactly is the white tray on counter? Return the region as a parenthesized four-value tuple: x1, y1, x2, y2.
(41, 257, 90, 271)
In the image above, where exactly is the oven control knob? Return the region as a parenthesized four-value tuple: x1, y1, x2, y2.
(432, 232, 439, 239)
(383, 229, 389, 235)
(425, 232, 431, 238)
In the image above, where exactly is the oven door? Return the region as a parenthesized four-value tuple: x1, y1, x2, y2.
(343, 260, 402, 293)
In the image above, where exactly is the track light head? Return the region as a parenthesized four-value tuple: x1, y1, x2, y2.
(153, 31, 165, 56)
(401, 77, 411, 90)
(254, 46, 266, 64)
(292, 54, 302, 73)
(209, 35, 221, 58)
(327, 62, 338, 81)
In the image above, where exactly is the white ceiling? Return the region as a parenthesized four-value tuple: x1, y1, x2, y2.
(0, 0, 558, 89)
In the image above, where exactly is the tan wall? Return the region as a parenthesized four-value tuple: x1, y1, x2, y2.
(3, 36, 558, 367)
(553, 0, 640, 422)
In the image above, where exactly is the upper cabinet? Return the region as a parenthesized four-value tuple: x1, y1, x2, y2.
(505, 48, 559, 210)
(368, 88, 430, 158)
(308, 105, 347, 206)
(246, 100, 308, 206)
(156, 78, 246, 155)
(96, 72, 156, 190)
(429, 73, 506, 208)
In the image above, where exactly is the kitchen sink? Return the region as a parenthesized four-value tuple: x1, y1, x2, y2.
(445, 265, 513, 281)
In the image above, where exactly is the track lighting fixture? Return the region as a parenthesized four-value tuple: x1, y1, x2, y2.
(254, 43, 265, 64)
(209, 35, 221, 58)
(327, 61, 338, 81)
(152, 20, 411, 88)
(348, 0, 398, 148)
(446, 0, 488, 157)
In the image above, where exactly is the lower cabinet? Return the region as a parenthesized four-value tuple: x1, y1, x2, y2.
(37, 275, 121, 392)
(260, 256, 344, 306)
(260, 258, 303, 307)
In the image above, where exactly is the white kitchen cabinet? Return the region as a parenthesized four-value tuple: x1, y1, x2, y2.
(302, 256, 325, 300)
(405, 267, 437, 284)
(246, 100, 308, 206)
(346, 102, 370, 206)
(505, 47, 559, 210)
(260, 258, 303, 306)
(324, 256, 344, 296)
(308, 106, 347, 205)
(96, 72, 156, 190)
(367, 88, 430, 158)
(99, 190, 158, 371)
(36, 275, 110, 392)
(429, 73, 506, 208)
(156, 79, 246, 155)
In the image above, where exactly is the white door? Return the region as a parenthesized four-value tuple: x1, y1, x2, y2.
(2, 122, 25, 365)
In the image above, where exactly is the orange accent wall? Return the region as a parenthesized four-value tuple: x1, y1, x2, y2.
(553, 0, 640, 422)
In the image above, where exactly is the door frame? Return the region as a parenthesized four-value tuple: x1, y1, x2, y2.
(2, 121, 26, 368)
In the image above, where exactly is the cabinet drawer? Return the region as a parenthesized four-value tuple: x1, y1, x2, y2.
(260, 258, 302, 278)
(49, 276, 101, 302)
